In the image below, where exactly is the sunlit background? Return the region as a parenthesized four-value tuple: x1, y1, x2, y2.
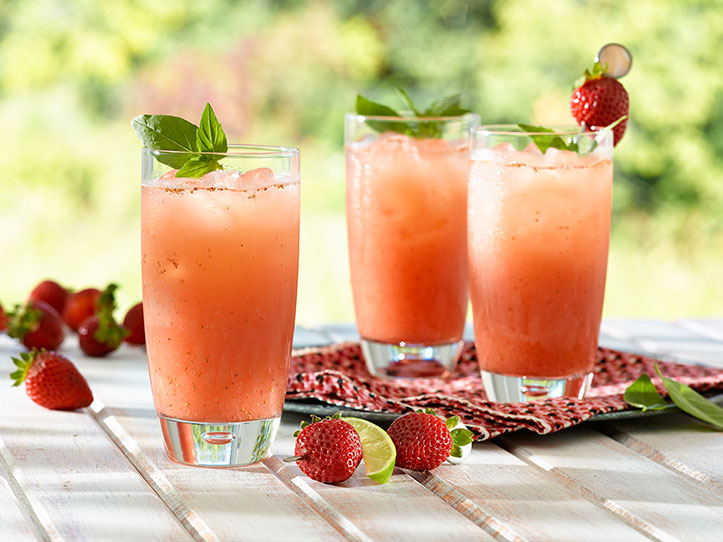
(1, 0, 722, 323)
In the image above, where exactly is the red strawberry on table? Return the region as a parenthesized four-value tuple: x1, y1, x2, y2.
(11, 350, 93, 410)
(287, 415, 363, 483)
(28, 280, 69, 315)
(387, 410, 474, 471)
(122, 302, 145, 346)
(570, 61, 629, 146)
(63, 287, 102, 332)
(78, 284, 129, 357)
(7, 301, 65, 351)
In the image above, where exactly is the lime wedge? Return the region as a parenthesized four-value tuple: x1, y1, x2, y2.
(343, 417, 396, 484)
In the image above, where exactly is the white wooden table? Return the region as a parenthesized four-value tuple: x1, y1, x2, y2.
(1, 319, 722, 541)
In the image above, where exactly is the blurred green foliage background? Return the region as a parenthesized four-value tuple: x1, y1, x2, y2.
(1, 0, 721, 322)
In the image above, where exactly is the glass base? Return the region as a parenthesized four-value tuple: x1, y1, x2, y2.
(361, 338, 463, 378)
(159, 416, 280, 467)
(481, 370, 593, 403)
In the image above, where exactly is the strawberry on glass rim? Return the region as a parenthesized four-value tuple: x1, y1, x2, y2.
(570, 43, 631, 146)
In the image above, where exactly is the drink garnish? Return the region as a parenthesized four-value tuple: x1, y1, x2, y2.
(132, 103, 228, 177)
(355, 88, 471, 138)
(624, 365, 723, 429)
(595, 43, 632, 79)
(518, 116, 626, 154)
(342, 416, 397, 484)
(570, 46, 631, 146)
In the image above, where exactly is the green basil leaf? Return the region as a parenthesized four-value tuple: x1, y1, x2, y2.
(176, 156, 219, 178)
(422, 93, 470, 117)
(355, 94, 409, 135)
(624, 374, 668, 411)
(395, 88, 421, 116)
(197, 102, 228, 154)
(131, 114, 199, 168)
(518, 124, 572, 153)
(656, 364, 723, 430)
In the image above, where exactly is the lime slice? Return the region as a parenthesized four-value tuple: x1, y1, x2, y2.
(343, 417, 396, 484)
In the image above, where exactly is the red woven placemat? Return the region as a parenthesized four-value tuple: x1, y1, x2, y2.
(286, 342, 723, 440)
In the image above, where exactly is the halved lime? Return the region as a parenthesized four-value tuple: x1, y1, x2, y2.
(343, 417, 397, 484)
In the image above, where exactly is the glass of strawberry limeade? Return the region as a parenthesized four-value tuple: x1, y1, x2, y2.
(141, 146, 300, 466)
(468, 126, 613, 402)
(346, 114, 479, 378)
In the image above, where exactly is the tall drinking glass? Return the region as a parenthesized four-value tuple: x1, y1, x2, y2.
(345, 114, 479, 378)
(468, 126, 613, 402)
(141, 145, 300, 466)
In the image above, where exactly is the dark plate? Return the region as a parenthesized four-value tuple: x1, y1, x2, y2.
(283, 393, 723, 424)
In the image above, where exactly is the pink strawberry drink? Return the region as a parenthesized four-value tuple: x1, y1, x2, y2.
(346, 114, 478, 378)
(141, 145, 300, 466)
(468, 127, 613, 401)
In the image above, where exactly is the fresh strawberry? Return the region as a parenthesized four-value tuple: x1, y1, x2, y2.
(11, 350, 93, 410)
(122, 302, 145, 346)
(570, 62, 629, 146)
(63, 287, 101, 331)
(6, 301, 65, 351)
(288, 415, 362, 483)
(387, 409, 473, 471)
(78, 284, 129, 357)
(0, 302, 7, 332)
(28, 280, 69, 315)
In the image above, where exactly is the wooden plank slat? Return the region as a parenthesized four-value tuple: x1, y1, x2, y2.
(0, 465, 42, 541)
(270, 416, 495, 542)
(419, 442, 650, 542)
(500, 427, 723, 542)
(600, 413, 723, 494)
(70, 342, 346, 542)
(0, 377, 192, 541)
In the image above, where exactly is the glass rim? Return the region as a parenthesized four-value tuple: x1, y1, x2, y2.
(142, 143, 299, 158)
(346, 112, 480, 123)
(475, 124, 606, 137)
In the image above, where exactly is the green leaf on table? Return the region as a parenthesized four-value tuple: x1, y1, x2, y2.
(655, 363, 723, 430)
(624, 374, 668, 411)
(131, 114, 199, 168)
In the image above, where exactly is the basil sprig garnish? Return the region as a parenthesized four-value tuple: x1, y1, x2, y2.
(132, 103, 228, 177)
(355, 89, 471, 138)
(518, 116, 626, 155)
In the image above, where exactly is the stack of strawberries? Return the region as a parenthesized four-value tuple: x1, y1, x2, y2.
(1, 279, 145, 411)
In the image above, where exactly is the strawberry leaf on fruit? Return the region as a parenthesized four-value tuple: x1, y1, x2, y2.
(451, 427, 474, 447)
(6, 304, 42, 340)
(655, 364, 723, 430)
(624, 374, 668, 411)
(94, 284, 129, 348)
(445, 416, 461, 430)
(10, 351, 36, 386)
